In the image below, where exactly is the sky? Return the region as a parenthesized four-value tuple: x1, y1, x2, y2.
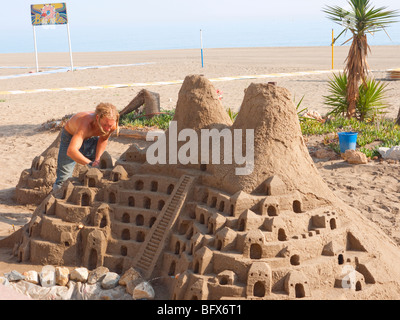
(1, 0, 399, 53)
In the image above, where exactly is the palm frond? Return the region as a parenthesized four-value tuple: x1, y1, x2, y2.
(357, 78, 389, 120)
(324, 72, 390, 120)
(323, 73, 348, 117)
(322, 0, 399, 41)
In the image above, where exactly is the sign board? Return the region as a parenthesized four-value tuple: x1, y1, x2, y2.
(31, 3, 68, 26)
(30, 3, 73, 72)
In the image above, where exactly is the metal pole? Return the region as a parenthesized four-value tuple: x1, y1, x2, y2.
(332, 29, 334, 70)
(66, 23, 74, 71)
(200, 29, 204, 68)
(33, 26, 39, 72)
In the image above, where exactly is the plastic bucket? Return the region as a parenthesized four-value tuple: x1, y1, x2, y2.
(337, 132, 358, 153)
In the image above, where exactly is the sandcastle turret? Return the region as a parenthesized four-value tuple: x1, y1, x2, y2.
(203, 81, 335, 210)
(172, 74, 233, 133)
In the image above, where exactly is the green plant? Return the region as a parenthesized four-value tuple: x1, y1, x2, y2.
(324, 72, 389, 120)
(323, 0, 399, 118)
(119, 109, 175, 130)
(119, 106, 240, 129)
(226, 108, 238, 122)
(357, 77, 389, 120)
(323, 73, 348, 118)
(294, 95, 311, 123)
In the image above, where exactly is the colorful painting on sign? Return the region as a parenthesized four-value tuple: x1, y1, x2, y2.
(31, 3, 68, 25)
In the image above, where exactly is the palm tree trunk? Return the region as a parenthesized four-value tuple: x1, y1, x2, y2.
(345, 34, 369, 119)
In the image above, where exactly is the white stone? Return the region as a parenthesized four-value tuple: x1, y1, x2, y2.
(101, 272, 120, 289)
(5, 270, 25, 282)
(23, 270, 39, 285)
(119, 267, 142, 286)
(87, 266, 109, 284)
(125, 278, 144, 295)
(40, 265, 56, 287)
(0, 277, 9, 286)
(302, 110, 322, 121)
(132, 281, 155, 300)
(55, 267, 70, 286)
(378, 146, 400, 160)
(70, 267, 89, 283)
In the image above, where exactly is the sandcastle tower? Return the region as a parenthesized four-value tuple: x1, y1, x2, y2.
(14, 133, 61, 205)
(14, 133, 115, 206)
(3, 75, 400, 299)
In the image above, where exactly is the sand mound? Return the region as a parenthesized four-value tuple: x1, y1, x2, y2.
(172, 74, 232, 132)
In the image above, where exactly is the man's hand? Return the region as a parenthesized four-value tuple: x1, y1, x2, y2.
(92, 159, 100, 167)
(88, 160, 100, 167)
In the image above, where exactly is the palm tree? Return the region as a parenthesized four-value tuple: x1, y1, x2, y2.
(323, 0, 398, 118)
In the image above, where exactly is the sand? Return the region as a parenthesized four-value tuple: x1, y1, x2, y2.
(1, 46, 400, 290)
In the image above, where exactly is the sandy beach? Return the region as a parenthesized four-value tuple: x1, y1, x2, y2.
(1, 46, 400, 289)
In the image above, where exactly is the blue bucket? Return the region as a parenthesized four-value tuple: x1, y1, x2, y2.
(338, 132, 358, 153)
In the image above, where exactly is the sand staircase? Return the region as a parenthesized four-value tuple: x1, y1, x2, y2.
(133, 174, 195, 278)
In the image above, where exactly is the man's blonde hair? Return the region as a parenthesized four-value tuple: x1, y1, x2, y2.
(95, 102, 119, 136)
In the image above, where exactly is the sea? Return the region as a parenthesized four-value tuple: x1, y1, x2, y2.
(1, 17, 400, 54)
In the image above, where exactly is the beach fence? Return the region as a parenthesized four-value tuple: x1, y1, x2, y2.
(31, 2, 73, 72)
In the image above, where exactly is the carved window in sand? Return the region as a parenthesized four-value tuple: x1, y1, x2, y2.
(167, 184, 174, 195)
(136, 214, 144, 226)
(253, 281, 266, 298)
(81, 193, 90, 206)
(158, 200, 165, 210)
(136, 231, 145, 242)
(250, 243, 262, 259)
(88, 178, 96, 187)
(122, 213, 130, 223)
(143, 197, 151, 209)
(109, 192, 116, 204)
(121, 229, 130, 240)
(135, 180, 144, 191)
(151, 181, 158, 192)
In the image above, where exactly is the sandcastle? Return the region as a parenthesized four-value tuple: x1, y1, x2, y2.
(3, 74, 400, 299)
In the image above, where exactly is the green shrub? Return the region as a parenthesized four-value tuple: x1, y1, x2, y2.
(323, 73, 389, 120)
(226, 108, 238, 122)
(119, 109, 175, 130)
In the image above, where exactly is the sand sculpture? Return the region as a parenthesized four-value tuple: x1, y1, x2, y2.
(14, 89, 159, 206)
(14, 135, 115, 206)
(15, 133, 61, 205)
(119, 89, 160, 118)
(3, 74, 400, 300)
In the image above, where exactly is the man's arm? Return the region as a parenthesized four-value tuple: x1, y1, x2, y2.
(92, 134, 110, 166)
(66, 129, 93, 165)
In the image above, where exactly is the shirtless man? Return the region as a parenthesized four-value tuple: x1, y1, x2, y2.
(53, 102, 119, 191)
